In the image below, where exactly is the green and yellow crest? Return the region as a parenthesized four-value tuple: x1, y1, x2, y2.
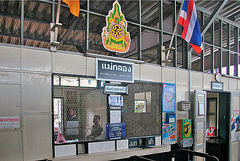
(102, 0, 131, 53)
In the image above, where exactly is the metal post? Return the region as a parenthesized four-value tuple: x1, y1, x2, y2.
(138, 0, 142, 60)
(173, 0, 177, 67)
(211, 46, 214, 73)
(219, 20, 222, 74)
(201, 12, 205, 72)
(227, 24, 230, 75)
(159, 0, 163, 65)
(21, 0, 24, 46)
(86, 0, 89, 52)
(54, 0, 61, 42)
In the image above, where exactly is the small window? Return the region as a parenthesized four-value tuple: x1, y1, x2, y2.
(61, 76, 79, 86)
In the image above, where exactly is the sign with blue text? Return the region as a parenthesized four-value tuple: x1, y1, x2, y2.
(106, 123, 126, 139)
(104, 83, 128, 95)
(96, 59, 134, 83)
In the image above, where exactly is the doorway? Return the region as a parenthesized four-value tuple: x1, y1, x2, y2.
(206, 91, 230, 161)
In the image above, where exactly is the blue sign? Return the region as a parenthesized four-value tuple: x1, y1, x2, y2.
(162, 83, 176, 113)
(106, 123, 126, 139)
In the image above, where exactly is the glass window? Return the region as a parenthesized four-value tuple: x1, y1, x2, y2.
(163, 1, 173, 33)
(222, 51, 229, 75)
(177, 36, 183, 68)
(122, 24, 139, 61)
(238, 55, 240, 77)
(141, 1, 159, 29)
(204, 20, 212, 45)
(176, 2, 183, 35)
(230, 53, 236, 76)
(214, 48, 220, 74)
(192, 51, 202, 72)
(62, 0, 87, 10)
(141, 28, 159, 64)
(163, 33, 174, 67)
(0, 0, 21, 45)
(197, 10, 203, 31)
(239, 28, 240, 53)
(89, 0, 114, 15)
(214, 19, 220, 47)
(222, 22, 228, 49)
(230, 25, 235, 51)
(118, 0, 139, 23)
(90, 0, 139, 23)
(204, 44, 212, 73)
(89, 14, 111, 55)
(24, 1, 51, 48)
(58, 12, 86, 52)
(53, 76, 107, 143)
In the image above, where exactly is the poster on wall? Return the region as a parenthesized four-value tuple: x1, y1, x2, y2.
(162, 83, 176, 113)
(0, 116, 19, 128)
(162, 122, 175, 145)
(134, 100, 146, 113)
(231, 114, 240, 141)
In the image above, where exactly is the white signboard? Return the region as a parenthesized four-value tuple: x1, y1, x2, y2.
(0, 116, 20, 128)
(109, 96, 123, 107)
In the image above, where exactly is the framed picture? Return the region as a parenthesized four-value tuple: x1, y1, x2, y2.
(134, 100, 146, 113)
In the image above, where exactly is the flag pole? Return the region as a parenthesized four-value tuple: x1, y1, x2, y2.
(54, 0, 62, 42)
(165, 0, 184, 62)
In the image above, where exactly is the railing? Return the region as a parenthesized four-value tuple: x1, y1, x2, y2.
(128, 156, 155, 161)
(127, 148, 219, 161)
(172, 148, 219, 161)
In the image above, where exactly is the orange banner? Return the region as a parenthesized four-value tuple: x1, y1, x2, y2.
(63, 0, 80, 17)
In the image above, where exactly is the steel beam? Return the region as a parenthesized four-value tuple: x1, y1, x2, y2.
(201, 0, 228, 36)
(58, 17, 81, 46)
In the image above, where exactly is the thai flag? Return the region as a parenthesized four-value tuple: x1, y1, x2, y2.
(178, 0, 202, 54)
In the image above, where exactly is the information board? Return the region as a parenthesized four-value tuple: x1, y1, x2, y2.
(106, 123, 126, 139)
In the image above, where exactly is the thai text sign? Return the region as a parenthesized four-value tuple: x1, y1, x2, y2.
(106, 123, 126, 139)
(0, 116, 20, 128)
(96, 59, 134, 83)
(211, 81, 223, 91)
(104, 83, 128, 95)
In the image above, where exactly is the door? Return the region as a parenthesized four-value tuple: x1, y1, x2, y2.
(229, 93, 240, 161)
(193, 90, 207, 161)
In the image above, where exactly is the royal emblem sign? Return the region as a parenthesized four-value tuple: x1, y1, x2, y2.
(102, 0, 131, 53)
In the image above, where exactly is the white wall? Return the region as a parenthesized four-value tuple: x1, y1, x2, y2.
(0, 44, 239, 160)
